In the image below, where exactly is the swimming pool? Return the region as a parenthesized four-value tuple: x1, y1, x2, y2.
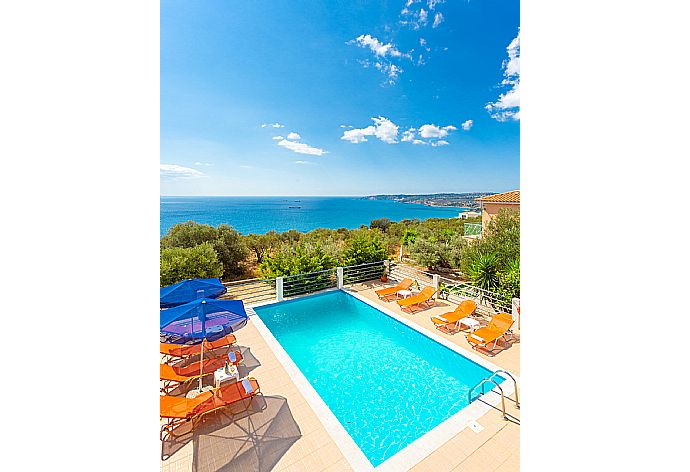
(253, 290, 504, 468)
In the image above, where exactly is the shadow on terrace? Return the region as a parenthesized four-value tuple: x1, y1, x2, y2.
(162, 395, 302, 472)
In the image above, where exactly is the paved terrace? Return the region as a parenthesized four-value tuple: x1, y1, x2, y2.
(161, 281, 520, 472)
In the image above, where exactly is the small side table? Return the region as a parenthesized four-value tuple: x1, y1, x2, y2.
(458, 317, 480, 332)
(397, 289, 413, 299)
(214, 364, 239, 388)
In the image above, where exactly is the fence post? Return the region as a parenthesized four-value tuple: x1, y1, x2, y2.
(512, 297, 520, 329)
(336, 267, 344, 289)
(432, 274, 440, 299)
(276, 277, 284, 302)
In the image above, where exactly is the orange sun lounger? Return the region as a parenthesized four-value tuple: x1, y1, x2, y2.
(467, 313, 515, 352)
(160, 349, 244, 394)
(160, 334, 237, 362)
(430, 300, 477, 332)
(160, 377, 261, 441)
(397, 286, 437, 312)
(375, 278, 414, 300)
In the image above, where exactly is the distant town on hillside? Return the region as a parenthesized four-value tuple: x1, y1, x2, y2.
(363, 193, 494, 209)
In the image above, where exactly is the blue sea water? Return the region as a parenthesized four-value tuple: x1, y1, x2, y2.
(254, 290, 502, 467)
(161, 197, 466, 236)
(160, 196, 468, 236)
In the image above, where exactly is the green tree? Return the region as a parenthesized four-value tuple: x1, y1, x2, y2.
(213, 224, 250, 278)
(161, 221, 248, 279)
(160, 242, 224, 286)
(498, 258, 520, 300)
(259, 243, 338, 278)
(370, 218, 392, 232)
(161, 220, 217, 248)
(244, 230, 280, 264)
(401, 229, 418, 246)
(342, 231, 388, 265)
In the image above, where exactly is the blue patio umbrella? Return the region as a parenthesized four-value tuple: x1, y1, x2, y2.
(161, 298, 248, 390)
(160, 278, 227, 308)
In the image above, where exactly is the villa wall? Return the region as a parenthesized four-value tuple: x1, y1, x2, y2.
(481, 203, 520, 232)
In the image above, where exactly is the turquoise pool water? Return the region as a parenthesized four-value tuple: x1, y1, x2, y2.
(254, 290, 502, 467)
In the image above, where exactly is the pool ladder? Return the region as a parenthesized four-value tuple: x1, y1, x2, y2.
(468, 369, 520, 421)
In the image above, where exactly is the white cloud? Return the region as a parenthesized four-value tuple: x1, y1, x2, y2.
(294, 160, 310, 165)
(412, 139, 428, 145)
(431, 140, 449, 147)
(418, 124, 456, 138)
(352, 34, 409, 59)
(286, 132, 301, 140)
(400, 6, 429, 30)
(341, 116, 399, 144)
(341, 126, 375, 144)
(160, 164, 205, 180)
(375, 62, 403, 83)
(272, 135, 284, 140)
(402, 128, 416, 142)
(416, 9, 428, 29)
(277, 139, 327, 156)
(349, 34, 412, 84)
(486, 31, 520, 121)
(461, 119, 473, 131)
(194, 161, 212, 166)
(427, 0, 444, 9)
(432, 12, 444, 28)
(261, 122, 284, 128)
(419, 37, 426, 46)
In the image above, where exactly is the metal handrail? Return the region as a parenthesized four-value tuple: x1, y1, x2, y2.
(488, 370, 519, 408)
(469, 379, 508, 420)
(283, 268, 336, 279)
(468, 369, 520, 420)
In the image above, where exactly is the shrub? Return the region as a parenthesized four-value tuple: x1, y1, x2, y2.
(160, 243, 224, 286)
(498, 258, 520, 300)
(259, 243, 338, 278)
(370, 218, 392, 232)
(161, 221, 248, 278)
(244, 230, 280, 264)
(409, 237, 447, 269)
(468, 252, 500, 291)
(342, 231, 388, 265)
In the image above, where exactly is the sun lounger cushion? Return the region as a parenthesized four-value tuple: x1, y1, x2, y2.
(241, 378, 253, 394)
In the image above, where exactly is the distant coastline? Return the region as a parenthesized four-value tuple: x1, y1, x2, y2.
(362, 192, 492, 210)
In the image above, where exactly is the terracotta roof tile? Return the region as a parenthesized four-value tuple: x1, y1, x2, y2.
(476, 190, 520, 203)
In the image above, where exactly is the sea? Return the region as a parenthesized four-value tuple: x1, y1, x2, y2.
(160, 196, 469, 236)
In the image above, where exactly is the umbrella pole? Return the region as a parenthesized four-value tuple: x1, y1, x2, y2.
(199, 337, 205, 391)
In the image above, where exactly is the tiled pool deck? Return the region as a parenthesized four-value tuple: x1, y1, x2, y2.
(161, 281, 520, 471)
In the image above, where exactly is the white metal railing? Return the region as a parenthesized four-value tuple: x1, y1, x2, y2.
(282, 268, 338, 298)
(342, 261, 386, 285)
(222, 278, 276, 304)
(219, 261, 511, 315)
(437, 274, 512, 315)
(389, 262, 435, 290)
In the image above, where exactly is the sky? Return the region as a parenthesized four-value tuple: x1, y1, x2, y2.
(161, 0, 520, 196)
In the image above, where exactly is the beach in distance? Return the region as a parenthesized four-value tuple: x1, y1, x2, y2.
(160, 196, 469, 236)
